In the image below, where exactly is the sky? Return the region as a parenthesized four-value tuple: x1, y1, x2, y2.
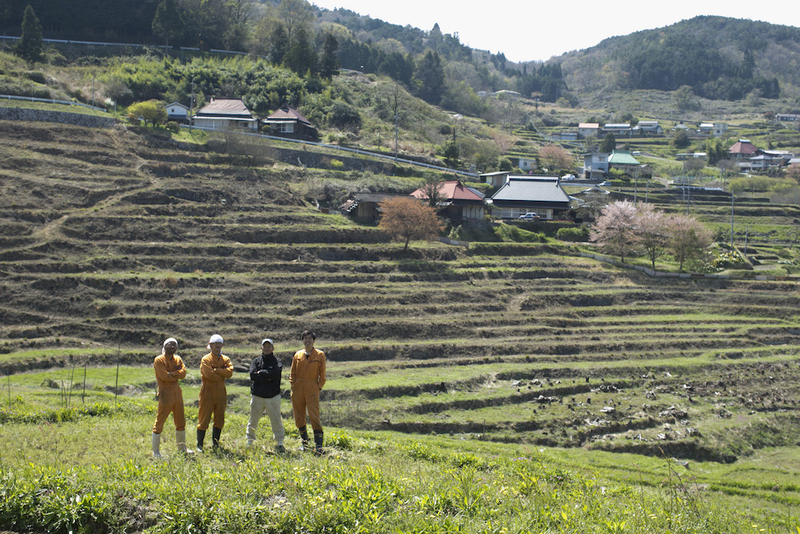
(310, 0, 800, 63)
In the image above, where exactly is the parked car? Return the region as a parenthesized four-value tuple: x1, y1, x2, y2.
(519, 213, 541, 221)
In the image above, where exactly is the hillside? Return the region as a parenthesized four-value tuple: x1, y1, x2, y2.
(0, 110, 800, 529)
(561, 16, 800, 102)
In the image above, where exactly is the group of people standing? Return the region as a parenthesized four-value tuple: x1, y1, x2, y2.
(151, 330, 327, 458)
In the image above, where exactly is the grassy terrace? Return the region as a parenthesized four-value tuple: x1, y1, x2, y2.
(3, 120, 800, 531)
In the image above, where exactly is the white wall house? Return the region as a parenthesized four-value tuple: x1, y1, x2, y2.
(165, 102, 189, 123)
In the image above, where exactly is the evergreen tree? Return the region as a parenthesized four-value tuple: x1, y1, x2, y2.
(319, 33, 339, 79)
(268, 22, 289, 65)
(414, 49, 445, 105)
(16, 4, 43, 63)
(600, 133, 616, 153)
(152, 0, 184, 48)
(284, 26, 317, 75)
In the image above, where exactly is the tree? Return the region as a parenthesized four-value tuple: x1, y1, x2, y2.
(319, 34, 339, 79)
(590, 200, 640, 262)
(539, 145, 572, 174)
(263, 20, 289, 65)
(600, 133, 616, 153)
(277, 0, 313, 42)
(672, 130, 691, 149)
(636, 203, 670, 270)
(128, 100, 168, 126)
(442, 128, 460, 168)
(667, 214, 712, 271)
(787, 163, 800, 183)
(674, 85, 700, 111)
(16, 5, 43, 63)
(151, 0, 184, 48)
(327, 101, 361, 131)
(378, 197, 444, 251)
(418, 176, 442, 209)
(415, 50, 445, 104)
(284, 26, 317, 75)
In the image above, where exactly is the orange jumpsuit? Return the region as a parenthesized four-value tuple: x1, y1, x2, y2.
(152, 353, 187, 434)
(197, 352, 233, 431)
(290, 347, 326, 431)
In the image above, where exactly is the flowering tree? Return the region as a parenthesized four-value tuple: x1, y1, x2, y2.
(539, 145, 572, 174)
(668, 214, 713, 271)
(636, 203, 670, 270)
(378, 197, 444, 251)
(590, 200, 640, 262)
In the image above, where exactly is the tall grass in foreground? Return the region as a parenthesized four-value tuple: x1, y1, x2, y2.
(0, 403, 789, 533)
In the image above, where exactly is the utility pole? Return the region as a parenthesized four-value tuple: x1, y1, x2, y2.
(189, 78, 196, 130)
(730, 192, 735, 247)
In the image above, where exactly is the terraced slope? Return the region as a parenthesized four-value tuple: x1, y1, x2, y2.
(2, 119, 800, 463)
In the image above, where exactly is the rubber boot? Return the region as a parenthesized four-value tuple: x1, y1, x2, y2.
(298, 426, 309, 452)
(313, 430, 324, 456)
(152, 433, 162, 459)
(212, 427, 222, 451)
(176, 430, 193, 454)
(196, 429, 206, 453)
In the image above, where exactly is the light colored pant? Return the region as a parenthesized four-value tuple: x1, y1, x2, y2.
(246, 394, 285, 445)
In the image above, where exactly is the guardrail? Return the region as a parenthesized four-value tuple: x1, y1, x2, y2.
(185, 124, 480, 178)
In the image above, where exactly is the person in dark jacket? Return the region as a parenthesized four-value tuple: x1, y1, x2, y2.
(246, 338, 286, 452)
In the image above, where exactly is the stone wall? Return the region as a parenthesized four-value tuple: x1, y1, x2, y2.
(0, 107, 116, 128)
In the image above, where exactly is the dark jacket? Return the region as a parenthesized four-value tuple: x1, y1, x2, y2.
(249, 353, 283, 399)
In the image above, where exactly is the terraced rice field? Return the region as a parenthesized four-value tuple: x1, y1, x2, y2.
(2, 119, 800, 468)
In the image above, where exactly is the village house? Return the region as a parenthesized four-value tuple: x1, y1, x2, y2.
(607, 150, 642, 173)
(487, 176, 571, 220)
(191, 97, 259, 131)
(698, 122, 729, 138)
(165, 102, 189, 123)
(633, 120, 662, 136)
(479, 171, 512, 189)
(411, 180, 486, 221)
(339, 192, 407, 223)
(601, 123, 633, 137)
(728, 139, 760, 160)
(578, 123, 600, 138)
(514, 157, 537, 173)
(582, 152, 609, 180)
(262, 106, 319, 141)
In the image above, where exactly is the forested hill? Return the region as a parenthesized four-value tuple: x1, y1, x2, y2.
(3, 2, 800, 105)
(561, 16, 800, 101)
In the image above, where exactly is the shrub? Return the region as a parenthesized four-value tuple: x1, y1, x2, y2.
(165, 121, 179, 133)
(556, 226, 590, 242)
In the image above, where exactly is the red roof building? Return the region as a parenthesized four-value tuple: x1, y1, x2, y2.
(411, 180, 485, 221)
(728, 139, 760, 159)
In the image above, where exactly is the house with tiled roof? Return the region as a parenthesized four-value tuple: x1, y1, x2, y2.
(191, 97, 258, 131)
(634, 120, 662, 136)
(487, 176, 571, 220)
(262, 106, 319, 140)
(411, 180, 486, 221)
(728, 139, 760, 160)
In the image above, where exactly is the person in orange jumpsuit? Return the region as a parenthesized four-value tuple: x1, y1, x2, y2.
(152, 337, 190, 458)
(289, 330, 326, 454)
(196, 334, 233, 451)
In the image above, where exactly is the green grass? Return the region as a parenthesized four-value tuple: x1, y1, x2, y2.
(1, 398, 795, 533)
